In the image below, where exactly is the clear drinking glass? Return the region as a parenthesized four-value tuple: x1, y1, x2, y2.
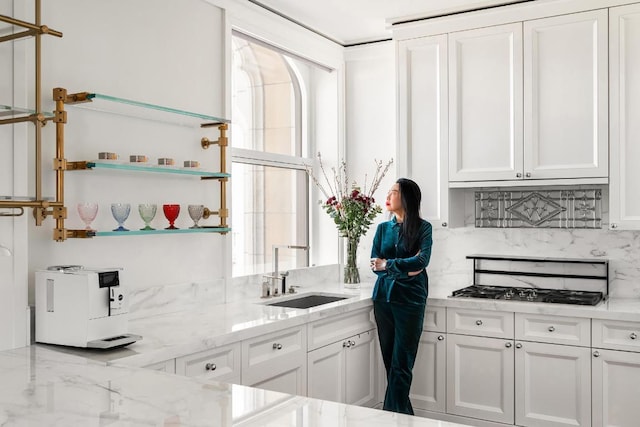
(138, 204, 157, 230)
(111, 203, 131, 231)
(77, 202, 99, 230)
(188, 204, 204, 228)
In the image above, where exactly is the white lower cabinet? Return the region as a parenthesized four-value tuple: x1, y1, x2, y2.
(592, 318, 640, 427)
(446, 334, 515, 424)
(241, 325, 307, 396)
(306, 307, 377, 407)
(307, 329, 377, 406)
(175, 341, 241, 384)
(515, 341, 591, 427)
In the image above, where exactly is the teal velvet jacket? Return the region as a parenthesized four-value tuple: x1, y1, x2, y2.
(370, 216, 433, 305)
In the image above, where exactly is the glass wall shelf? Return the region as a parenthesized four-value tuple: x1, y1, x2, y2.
(68, 93, 230, 128)
(96, 227, 230, 237)
(86, 161, 230, 178)
(1, 195, 53, 201)
(1, 104, 54, 120)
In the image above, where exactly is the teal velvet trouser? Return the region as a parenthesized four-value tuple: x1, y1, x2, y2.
(374, 300, 426, 415)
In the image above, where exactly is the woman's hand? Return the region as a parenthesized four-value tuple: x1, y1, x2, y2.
(370, 258, 387, 271)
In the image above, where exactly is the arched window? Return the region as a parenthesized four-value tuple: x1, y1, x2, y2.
(231, 33, 309, 277)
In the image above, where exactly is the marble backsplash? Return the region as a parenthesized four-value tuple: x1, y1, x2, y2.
(128, 226, 640, 320)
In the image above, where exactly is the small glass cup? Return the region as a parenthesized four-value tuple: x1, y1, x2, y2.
(163, 204, 180, 229)
(188, 204, 204, 228)
(111, 203, 131, 232)
(77, 202, 98, 230)
(138, 204, 157, 230)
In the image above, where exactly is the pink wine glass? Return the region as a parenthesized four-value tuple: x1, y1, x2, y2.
(163, 204, 180, 229)
(77, 202, 98, 230)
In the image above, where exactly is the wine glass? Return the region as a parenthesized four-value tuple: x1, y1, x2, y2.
(111, 203, 131, 231)
(138, 204, 157, 230)
(163, 204, 180, 229)
(77, 202, 98, 230)
(188, 204, 204, 228)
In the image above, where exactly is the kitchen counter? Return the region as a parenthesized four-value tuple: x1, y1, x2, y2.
(10, 280, 640, 426)
(0, 344, 475, 426)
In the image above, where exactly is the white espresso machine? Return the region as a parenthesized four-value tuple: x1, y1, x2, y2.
(35, 266, 141, 349)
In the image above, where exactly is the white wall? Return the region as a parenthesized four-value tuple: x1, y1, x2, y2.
(344, 42, 397, 281)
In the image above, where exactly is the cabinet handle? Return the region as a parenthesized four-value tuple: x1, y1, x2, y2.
(505, 342, 512, 348)
(593, 351, 600, 358)
(631, 332, 637, 340)
(516, 173, 522, 178)
(515, 343, 522, 349)
(273, 343, 283, 350)
(548, 326, 555, 332)
(475, 320, 483, 326)
(437, 335, 444, 341)
(525, 172, 531, 178)
(205, 363, 217, 371)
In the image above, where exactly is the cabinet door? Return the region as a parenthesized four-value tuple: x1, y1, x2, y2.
(175, 342, 241, 384)
(242, 326, 307, 395)
(449, 23, 523, 182)
(398, 35, 462, 228)
(515, 341, 591, 427)
(411, 331, 446, 413)
(345, 330, 376, 407)
(446, 334, 514, 424)
(609, 4, 640, 230)
(524, 10, 608, 180)
(307, 340, 345, 402)
(592, 348, 640, 427)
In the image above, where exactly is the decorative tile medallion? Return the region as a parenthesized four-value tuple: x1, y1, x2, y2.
(475, 189, 602, 228)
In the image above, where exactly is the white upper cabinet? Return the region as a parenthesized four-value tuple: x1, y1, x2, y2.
(609, 3, 640, 230)
(448, 9, 608, 185)
(524, 10, 609, 181)
(449, 23, 523, 182)
(398, 35, 463, 227)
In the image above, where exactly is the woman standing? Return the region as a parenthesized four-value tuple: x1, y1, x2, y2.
(370, 178, 433, 415)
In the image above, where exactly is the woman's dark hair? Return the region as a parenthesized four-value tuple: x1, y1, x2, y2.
(397, 178, 422, 254)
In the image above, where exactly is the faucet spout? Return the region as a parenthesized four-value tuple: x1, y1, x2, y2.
(272, 244, 309, 294)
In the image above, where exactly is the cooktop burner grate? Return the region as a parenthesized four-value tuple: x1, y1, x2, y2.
(450, 284, 604, 306)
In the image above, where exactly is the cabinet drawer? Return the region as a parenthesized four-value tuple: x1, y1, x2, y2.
(593, 319, 640, 352)
(242, 326, 306, 385)
(308, 307, 375, 351)
(424, 306, 446, 332)
(515, 313, 590, 346)
(447, 308, 514, 338)
(175, 342, 241, 382)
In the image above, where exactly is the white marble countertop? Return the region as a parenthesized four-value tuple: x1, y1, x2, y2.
(0, 345, 473, 426)
(49, 281, 640, 369)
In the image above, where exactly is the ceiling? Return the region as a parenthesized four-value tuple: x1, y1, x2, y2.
(249, 0, 534, 46)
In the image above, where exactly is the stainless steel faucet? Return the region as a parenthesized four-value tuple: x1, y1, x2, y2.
(270, 244, 309, 295)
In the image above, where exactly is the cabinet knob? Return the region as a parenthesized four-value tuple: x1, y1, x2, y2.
(516, 173, 522, 178)
(442, 222, 448, 227)
(205, 363, 217, 371)
(631, 332, 637, 340)
(611, 223, 618, 229)
(548, 326, 555, 332)
(505, 342, 512, 348)
(437, 335, 444, 341)
(515, 343, 522, 349)
(593, 351, 600, 358)
(525, 172, 531, 178)
(343, 341, 351, 348)
(475, 320, 483, 326)
(273, 343, 283, 350)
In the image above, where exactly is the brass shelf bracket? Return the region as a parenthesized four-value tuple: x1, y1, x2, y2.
(201, 123, 229, 229)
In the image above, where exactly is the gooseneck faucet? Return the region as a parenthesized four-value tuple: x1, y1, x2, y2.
(269, 244, 309, 296)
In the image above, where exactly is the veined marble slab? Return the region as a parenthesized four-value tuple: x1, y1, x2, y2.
(0, 346, 472, 427)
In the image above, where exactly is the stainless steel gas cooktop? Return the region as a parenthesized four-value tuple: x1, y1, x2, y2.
(451, 284, 604, 305)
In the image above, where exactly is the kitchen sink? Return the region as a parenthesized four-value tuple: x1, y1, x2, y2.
(265, 293, 351, 309)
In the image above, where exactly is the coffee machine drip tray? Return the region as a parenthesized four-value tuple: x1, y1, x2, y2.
(86, 333, 142, 349)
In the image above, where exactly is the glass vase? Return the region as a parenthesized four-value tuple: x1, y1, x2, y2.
(344, 237, 361, 288)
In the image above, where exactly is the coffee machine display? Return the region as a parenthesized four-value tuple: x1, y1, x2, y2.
(35, 266, 141, 349)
